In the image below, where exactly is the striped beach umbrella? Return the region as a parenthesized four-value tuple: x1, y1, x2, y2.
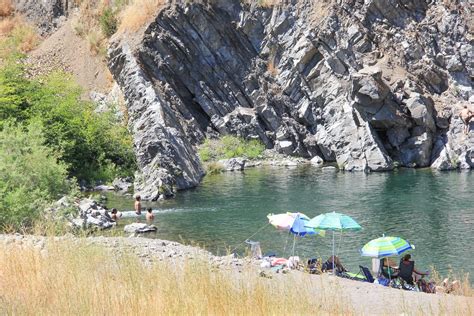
(360, 236, 414, 258)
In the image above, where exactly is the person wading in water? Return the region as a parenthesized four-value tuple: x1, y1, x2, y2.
(134, 195, 142, 215)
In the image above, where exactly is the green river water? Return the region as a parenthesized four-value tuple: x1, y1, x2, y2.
(103, 166, 474, 281)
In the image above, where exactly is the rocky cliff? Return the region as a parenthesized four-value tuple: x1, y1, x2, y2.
(13, 0, 71, 35)
(108, 0, 473, 200)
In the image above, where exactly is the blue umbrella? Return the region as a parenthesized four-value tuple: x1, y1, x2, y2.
(306, 211, 362, 272)
(268, 212, 325, 256)
(290, 213, 321, 236)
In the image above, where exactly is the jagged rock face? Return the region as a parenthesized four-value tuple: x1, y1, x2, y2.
(14, 0, 71, 35)
(108, 0, 473, 198)
(108, 43, 206, 200)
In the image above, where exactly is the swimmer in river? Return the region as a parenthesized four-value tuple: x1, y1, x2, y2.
(146, 207, 155, 221)
(134, 195, 142, 215)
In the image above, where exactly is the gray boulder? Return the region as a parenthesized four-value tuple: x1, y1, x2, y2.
(310, 155, 324, 166)
(218, 158, 247, 171)
(431, 111, 474, 170)
(94, 185, 114, 191)
(112, 177, 133, 193)
(64, 198, 116, 230)
(124, 223, 157, 234)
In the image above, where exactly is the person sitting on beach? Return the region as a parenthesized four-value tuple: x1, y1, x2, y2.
(459, 105, 473, 134)
(381, 257, 399, 279)
(134, 195, 142, 215)
(110, 208, 121, 221)
(145, 207, 154, 221)
(321, 255, 347, 274)
(398, 254, 429, 285)
(307, 258, 322, 274)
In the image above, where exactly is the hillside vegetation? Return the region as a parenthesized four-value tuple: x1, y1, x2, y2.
(0, 0, 39, 58)
(0, 24, 135, 229)
(72, 0, 166, 55)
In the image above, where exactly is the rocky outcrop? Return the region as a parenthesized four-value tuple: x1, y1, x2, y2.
(123, 223, 157, 234)
(219, 158, 247, 171)
(108, 0, 472, 198)
(49, 197, 116, 230)
(13, 0, 71, 35)
(69, 198, 117, 230)
(112, 177, 134, 193)
(108, 42, 206, 200)
(431, 115, 474, 170)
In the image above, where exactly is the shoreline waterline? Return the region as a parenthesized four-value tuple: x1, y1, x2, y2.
(100, 166, 473, 283)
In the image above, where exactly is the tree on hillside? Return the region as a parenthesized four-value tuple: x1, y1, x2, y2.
(0, 58, 136, 183)
(0, 122, 73, 229)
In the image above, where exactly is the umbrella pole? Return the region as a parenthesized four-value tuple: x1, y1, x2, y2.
(332, 231, 335, 273)
(292, 234, 296, 257)
(283, 232, 290, 253)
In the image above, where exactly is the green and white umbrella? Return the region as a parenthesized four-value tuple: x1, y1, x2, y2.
(306, 211, 362, 272)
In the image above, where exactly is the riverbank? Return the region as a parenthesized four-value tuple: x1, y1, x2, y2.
(1, 234, 472, 315)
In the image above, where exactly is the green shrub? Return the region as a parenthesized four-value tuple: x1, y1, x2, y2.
(0, 57, 32, 125)
(205, 161, 224, 175)
(0, 122, 75, 229)
(198, 136, 265, 162)
(0, 58, 136, 184)
(99, 8, 118, 38)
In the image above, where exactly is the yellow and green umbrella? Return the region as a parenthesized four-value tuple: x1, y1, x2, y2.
(360, 236, 414, 258)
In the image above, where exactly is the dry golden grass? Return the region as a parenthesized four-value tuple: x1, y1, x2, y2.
(0, 16, 15, 35)
(0, 240, 353, 315)
(0, 0, 12, 17)
(71, 0, 109, 55)
(0, 16, 39, 56)
(257, 0, 279, 8)
(118, 0, 166, 33)
(307, 0, 334, 25)
(74, 0, 104, 31)
(86, 29, 104, 55)
(430, 266, 473, 297)
(242, 0, 281, 8)
(17, 25, 39, 52)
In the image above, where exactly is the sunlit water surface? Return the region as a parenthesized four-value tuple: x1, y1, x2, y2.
(103, 166, 474, 281)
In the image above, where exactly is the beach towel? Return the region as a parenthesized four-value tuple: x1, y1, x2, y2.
(271, 258, 288, 267)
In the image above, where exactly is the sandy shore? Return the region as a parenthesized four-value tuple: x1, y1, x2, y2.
(1, 234, 472, 315)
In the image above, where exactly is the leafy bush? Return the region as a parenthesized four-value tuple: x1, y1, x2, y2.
(205, 161, 224, 175)
(0, 122, 74, 229)
(0, 58, 136, 184)
(99, 7, 118, 38)
(198, 136, 265, 162)
(0, 58, 31, 125)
